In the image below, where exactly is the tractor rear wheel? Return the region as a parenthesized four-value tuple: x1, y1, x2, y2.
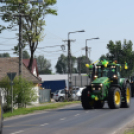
(121, 83, 131, 108)
(94, 101, 104, 109)
(81, 88, 94, 109)
(108, 87, 121, 109)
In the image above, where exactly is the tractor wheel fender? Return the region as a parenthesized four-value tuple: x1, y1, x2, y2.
(122, 79, 129, 89)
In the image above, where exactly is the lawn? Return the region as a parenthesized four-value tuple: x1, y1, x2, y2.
(4, 101, 80, 119)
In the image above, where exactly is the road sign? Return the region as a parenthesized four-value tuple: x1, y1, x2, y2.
(7, 72, 16, 81)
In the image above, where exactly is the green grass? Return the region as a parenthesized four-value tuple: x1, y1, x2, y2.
(125, 129, 134, 134)
(4, 101, 80, 119)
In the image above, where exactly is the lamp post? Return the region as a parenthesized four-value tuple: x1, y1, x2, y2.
(67, 30, 85, 90)
(85, 37, 99, 74)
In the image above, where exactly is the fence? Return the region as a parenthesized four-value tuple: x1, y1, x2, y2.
(72, 75, 91, 87)
(39, 89, 51, 103)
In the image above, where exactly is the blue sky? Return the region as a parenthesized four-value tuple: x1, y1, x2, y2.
(0, 0, 134, 72)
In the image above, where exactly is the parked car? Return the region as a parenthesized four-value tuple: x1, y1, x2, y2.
(53, 89, 79, 102)
(76, 87, 85, 100)
(53, 89, 65, 102)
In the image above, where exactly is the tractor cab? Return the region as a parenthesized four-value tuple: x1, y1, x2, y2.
(96, 64, 121, 84)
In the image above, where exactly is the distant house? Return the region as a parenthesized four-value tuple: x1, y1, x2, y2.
(0, 57, 41, 104)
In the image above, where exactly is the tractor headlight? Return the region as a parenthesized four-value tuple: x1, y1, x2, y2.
(91, 84, 94, 86)
(98, 87, 101, 90)
(113, 75, 118, 78)
(92, 88, 95, 90)
(99, 83, 103, 87)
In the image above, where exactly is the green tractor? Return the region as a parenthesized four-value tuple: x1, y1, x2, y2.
(81, 60, 131, 109)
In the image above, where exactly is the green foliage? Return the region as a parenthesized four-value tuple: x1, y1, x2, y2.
(55, 54, 77, 74)
(55, 54, 92, 74)
(0, 0, 57, 70)
(36, 55, 52, 74)
(0, 53, 10, 58)
(100, 40, 134, 77)
(77, 56, 92, 73)
(0, 76, 38, 110)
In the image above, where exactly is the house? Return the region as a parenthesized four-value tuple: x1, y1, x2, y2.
(23, 59, 39, 78)
(0, 57, 41, 104)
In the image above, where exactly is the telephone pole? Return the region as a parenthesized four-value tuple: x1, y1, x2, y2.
(63, 30, 85, 90)
(85, 38, 99, 74)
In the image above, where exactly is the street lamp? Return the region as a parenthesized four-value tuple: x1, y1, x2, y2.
(67, 30, 85, 90)
(85, 37, 99, 74)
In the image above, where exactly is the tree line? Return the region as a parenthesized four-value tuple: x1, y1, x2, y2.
(1, 39, 134, 77)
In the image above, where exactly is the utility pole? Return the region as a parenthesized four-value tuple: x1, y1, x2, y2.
(63, 30, 85, 91)
(19, 13, 22, 76)
(85, 38, 99, 74)
(63, 39, 75, 89)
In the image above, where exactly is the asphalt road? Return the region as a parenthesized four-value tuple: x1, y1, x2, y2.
(3, 99, 134, 134)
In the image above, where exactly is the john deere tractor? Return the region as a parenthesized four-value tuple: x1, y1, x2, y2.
(81, 60, 131, 109)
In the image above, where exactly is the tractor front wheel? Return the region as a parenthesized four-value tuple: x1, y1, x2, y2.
(81, 88, 94, 109)
(108, 87, 121, 109)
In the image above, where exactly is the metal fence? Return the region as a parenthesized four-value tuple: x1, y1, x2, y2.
(72, 76, 90, 87)
(39, 89, 51, 103)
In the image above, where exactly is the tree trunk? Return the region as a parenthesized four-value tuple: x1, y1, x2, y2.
(28, 50, 34, 71)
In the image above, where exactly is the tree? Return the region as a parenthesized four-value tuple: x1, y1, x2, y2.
(0, 53, 10, 58)
(77, 56, 92, 73)
(37, 55, 52, 74)
(55, 54, 77, 74)
(100, 40, 134, 77)
(14, 76, 37, 108)
(0, 76, 38, 110)
(13, 45, 30, 59)
(1, 0, 57, 71)
(23, 51, 30, 59)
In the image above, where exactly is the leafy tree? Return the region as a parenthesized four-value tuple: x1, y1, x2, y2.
(23, 51, 30, 59)
(77, 56, 92, 73)
(12, 45, 30, 59)
(37, 55, 52, 74)
(14, 76, 37, 108)
(55, 54, 77, 74)
(1, 0, 57, 71)
(0, 53, 10, 58)
(0, 76, 37, 110)
(100, 40, 134, 77)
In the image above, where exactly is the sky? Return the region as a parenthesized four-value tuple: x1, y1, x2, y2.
(0, 0, 134, 73)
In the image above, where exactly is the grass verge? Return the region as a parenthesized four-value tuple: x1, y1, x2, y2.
(4, 101, 80, 119)
(125, 129, 134, 134)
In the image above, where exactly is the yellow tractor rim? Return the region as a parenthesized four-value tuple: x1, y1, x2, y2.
(126, 88, 130, 103)
(114, 91, 120, 105)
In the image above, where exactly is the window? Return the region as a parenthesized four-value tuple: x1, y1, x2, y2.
(61, 90, 65, 94)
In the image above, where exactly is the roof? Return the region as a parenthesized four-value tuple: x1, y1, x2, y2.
(0, 57, 40, 83)
(39, 74, 87, 81)
(39, 75, 68, 81)
(23, 59, 39, 77)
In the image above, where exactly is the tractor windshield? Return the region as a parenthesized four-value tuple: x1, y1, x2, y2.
(97, 68, 116, 78)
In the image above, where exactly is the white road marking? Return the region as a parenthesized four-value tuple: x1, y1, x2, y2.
(40, 123, 49, 126)
(11, 130, 24, 134)
(86, 111, 89, 113)
(75, 114, 80, 116)
(60, 118, 66, 121)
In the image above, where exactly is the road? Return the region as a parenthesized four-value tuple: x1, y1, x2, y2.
(3, 99, 134, 134)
